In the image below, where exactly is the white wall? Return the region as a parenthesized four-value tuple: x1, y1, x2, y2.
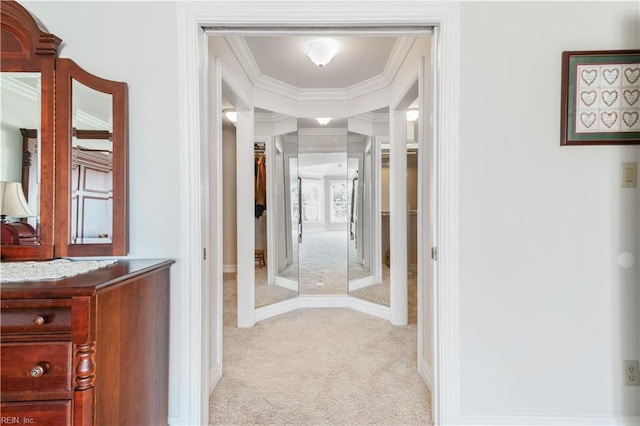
(21, 0, 640, 424)
(459, 1, 639, 422)
(22, 0, 182, 420)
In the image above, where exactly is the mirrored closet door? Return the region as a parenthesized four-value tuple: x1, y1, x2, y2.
(254, 113, 299, 308)
(297, 117, 348, 295)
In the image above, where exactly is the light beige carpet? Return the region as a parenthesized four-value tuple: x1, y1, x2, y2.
(211, 275, 432, 425)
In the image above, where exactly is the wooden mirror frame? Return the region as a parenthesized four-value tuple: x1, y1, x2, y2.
(55, 59, 128, 257)
(0, 0, 59, 260)
(1, 0, 128, 260)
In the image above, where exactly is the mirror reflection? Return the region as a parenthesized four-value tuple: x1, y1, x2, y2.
(0, 72, 41, 245)
(70, 78, 113, 244)
(347, 110, 390, 306)
(297, 117, 348, 295)
(254, 110, 298, 308)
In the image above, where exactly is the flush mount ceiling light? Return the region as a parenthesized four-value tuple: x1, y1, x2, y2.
(223, 108, 237, 124)
(305, 39, 338, 67)
(316, 117, 331, 125)
(406, 108, 419, 122)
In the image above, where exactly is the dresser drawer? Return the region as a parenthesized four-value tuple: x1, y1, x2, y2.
(1, 300, 71, 335)
(0, 342, 72, 398)
(0, 400, 71, 425)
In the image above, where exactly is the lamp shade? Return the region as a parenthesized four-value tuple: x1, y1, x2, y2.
(305, 39, 338, 67)
(0, 181, 35, 217)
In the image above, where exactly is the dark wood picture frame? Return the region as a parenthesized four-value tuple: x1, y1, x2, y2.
(560, 49, 640, 146)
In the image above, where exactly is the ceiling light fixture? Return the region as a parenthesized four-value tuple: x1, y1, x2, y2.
(316, 117, 331, 125)
(406, 108, 419, 122)
(305, 39, 338, 67)
(223, 108, 237, 124)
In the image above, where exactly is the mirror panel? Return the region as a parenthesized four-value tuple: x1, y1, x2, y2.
(70, 79, 114, 245)
(1, 0, 58, 260)
(1, 72, 41, 235)
(297, 117, 348, 295)
(254, 119, 299, 308)
(347, 110, 390, 306)
(55, 58, 127, 257)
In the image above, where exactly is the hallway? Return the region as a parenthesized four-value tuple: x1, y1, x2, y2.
(209, 274, 431, 425)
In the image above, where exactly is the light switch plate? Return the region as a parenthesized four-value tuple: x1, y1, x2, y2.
(621, 162, 637, 188)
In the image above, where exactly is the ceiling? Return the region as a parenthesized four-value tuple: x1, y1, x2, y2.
(221, 34, 412, 128)
(243, 36, 397, 89)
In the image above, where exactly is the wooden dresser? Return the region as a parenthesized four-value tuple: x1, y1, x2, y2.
(0, 259, 173, 425)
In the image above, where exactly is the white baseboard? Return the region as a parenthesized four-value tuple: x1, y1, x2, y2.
(222, 264, 236, 273)
(298, 294, 350, 308)
(254, 294, 391, 323)
(273, 276, 298, 292)
(347, 296, 389, 320)
(459, 415, 640, 425)
(418, 359, 433, 391)
(348, 275, 376, 292)
(255, 297, 299, 322)
(208, 364, 221, 395)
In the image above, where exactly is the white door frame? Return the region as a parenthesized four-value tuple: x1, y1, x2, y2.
(176, 2, 460, 425)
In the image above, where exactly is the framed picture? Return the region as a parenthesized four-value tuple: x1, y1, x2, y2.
(560, 50, 640, 145)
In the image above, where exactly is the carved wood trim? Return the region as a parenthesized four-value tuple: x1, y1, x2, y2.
(0, 0, 61, 60)
(73, 128, 113, 141)
(19, 128, 36, 200)
(74, 342, 96, 391)
(1, 1, 58, 260)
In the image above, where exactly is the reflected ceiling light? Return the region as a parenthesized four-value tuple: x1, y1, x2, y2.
(406, 109, 419, 122)
(223, 108, 237, 124)
(316, 117, 331, 125)
(305, 39, 338, 67)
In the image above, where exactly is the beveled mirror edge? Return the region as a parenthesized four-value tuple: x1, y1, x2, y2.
(54, 58, 128, 257)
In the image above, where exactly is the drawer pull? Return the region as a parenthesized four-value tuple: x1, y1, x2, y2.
(32, 315, 48, 326)
(30, 362, 50, 378)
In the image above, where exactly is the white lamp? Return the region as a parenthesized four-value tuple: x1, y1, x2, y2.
(316, 117, 331, 125)
(305, 39, 338, 67)
(223, 108, 237, 125)
(0, 181, 35, 222)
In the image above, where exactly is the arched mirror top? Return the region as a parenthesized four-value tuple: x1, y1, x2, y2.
(0, 0, 61, 61)
(55, 59, 128, 257)
(1, 0, 128, 260)
(1, 0, 58, 260)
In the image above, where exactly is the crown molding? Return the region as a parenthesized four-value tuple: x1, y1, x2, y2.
(298, 127, 347, 136)
(225, 34, 417, 102)
(254, 111, 293, 123)
(2, 75, 39, 102)
(75, 109, 111, 131)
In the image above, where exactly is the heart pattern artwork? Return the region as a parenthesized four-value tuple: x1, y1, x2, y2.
(601, 90, 618, 107)
(623, 89, 639, 107)
(623, 111, 639, 128)
(601, 111, 618, 128)
(602, 68, 619, 85)
(575, 63, 640, 134)
(580, 69, 597, 86)
(580, 91, 597, 107)
(624, 67, 640, 85)
(580, 112, 596, 128)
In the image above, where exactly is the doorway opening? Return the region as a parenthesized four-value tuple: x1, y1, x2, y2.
(175, 3, 460, 425)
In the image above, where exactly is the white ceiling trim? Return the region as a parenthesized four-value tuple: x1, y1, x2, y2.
(1, 76, 39, 102)
(225, 34, 417, 102)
